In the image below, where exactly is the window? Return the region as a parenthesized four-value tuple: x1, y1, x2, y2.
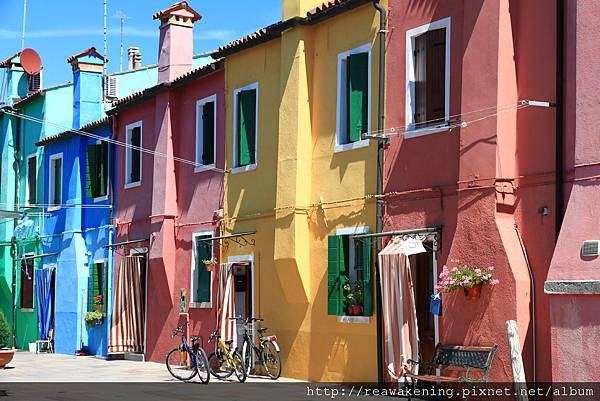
(327, 228, 373, 317)
(86, 141, 108, 199)
(336, 44, 371, 151)
(49, 154, 63, 208)
(125, 122, 142, 187)
(195, 95, 217, 170)
(26, 154, 37, 205)
(191, 233, 213, 306)
(88, 261, 108, 314)
(406, 18, 451, 136)
(233, 83, 258, 171)
(20, 257, 34, 309)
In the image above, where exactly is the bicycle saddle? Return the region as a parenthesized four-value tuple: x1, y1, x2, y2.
(257, 327, 267, 333)
(190, 335, 198, 342)
(225, 339, 234, 346)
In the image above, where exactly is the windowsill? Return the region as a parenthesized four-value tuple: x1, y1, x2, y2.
(93, 195, 109, 203)
(194, 164, 217, 173)
(231, 164, 257, 174)
(20, 308, 34, 313)
(124, 181, 141, 189)
(189, 302, 212, 309)
(337, 315, 370, 324)
(47, 206, 61, 212)
(404, 124, 450, 139)
(334, 139, 370, 153)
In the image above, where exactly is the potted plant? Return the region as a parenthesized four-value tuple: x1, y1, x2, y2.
(85, 310, 103, 328)
(94, 295, 103, 312)
(203, 258, 218, 272)
(0, 311, 15, 369)
(343, 279, 364, 316)
(435, 259, 499, 300)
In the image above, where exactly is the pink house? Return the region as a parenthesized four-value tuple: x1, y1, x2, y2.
(107, 2, 225, 362)
(382, 0, 559, 382)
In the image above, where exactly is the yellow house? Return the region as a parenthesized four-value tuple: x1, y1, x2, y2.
(215, 0, 385, 381)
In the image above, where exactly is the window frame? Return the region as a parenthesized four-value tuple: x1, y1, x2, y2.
(335, 43, 372, 153)
(125, 121, 143, 188)
(90, 139, 109, 202)
(48, 153, 63, 211)
(88, 258, 109, 314)
(26, 153, 37, 206)
(190, 231, 214, 308)
(195, 94, 218, 172)
(405, 17, 452, 138)
(232, 82, 259, 174)
(20, 254, 35, 311)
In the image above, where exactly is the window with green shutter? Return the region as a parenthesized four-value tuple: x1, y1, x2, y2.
(193, 235, 212, 304)
(88, 262, 108, 313)
(86, 142, 108, 198)
(327, 233, 373, 317)
(236, 88, 257, 167)
(346, 52, 369, 143)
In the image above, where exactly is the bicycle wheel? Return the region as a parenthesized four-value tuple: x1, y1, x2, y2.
(232, 350, 247, 383)
(262, 342, 282, 380)
(194, 347, 210, 384)
(166, 347, 197, 381)
(241, 338, 253, 376)
(208, 351, 234, 379)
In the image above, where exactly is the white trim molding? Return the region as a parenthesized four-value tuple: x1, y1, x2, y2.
(195, 94, 218, 173)
(232, 82, 259, 171)
(48, 153, 63, 211)
(335, 43, 372, 152)
(190, 231, 214, 308)
(125, 121, 143, 189)
(405, 17, 451, 138)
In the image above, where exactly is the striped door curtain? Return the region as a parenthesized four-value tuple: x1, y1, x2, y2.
(378, 238, 420, 383)
(217, 264, 237, 348)
(109, 256, 145, 354)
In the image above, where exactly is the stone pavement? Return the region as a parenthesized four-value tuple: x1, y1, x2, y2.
(1, 350, 298, 383)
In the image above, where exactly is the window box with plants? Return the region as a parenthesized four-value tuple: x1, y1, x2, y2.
(0, 311, 15, 369)
(435, 259, 499, 300)
(203, 258, 218, 273)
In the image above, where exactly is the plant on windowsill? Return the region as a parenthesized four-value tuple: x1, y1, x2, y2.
(85, 310, 104, 328)
(0, 311, 16, 369)
(203, 258, 218, 273)
(94, 295, 103, 312)
(435, 259, 499, 300)
(343, 279, 364, 316)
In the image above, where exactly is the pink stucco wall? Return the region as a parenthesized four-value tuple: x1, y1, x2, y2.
(547, 0, 600, 383)
(114, 68, 225, 362)
(385, 0, 556, 382)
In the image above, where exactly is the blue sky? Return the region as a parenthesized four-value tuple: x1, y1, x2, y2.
(0, 0, 281, 86)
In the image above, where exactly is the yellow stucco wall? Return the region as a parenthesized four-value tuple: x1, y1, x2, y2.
(222, 2, 383, 382)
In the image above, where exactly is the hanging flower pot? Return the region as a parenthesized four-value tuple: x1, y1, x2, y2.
(348, 304, 363, 316)
(203, 258, 218, 272)
(464, 283, 483, 300)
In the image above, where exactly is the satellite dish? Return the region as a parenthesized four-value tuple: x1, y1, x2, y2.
(20, 48, 42, 75)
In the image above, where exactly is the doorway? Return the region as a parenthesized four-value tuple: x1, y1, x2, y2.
(130, 249, 147, 356)
(408, 241, 438, 365)
(233, 262, 252, 320)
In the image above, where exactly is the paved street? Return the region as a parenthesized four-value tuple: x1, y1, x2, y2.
(1, 351, 298, 383)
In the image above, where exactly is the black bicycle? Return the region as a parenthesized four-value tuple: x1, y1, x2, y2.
(234, 317, 282, 379)
(165, 322, 210, 383)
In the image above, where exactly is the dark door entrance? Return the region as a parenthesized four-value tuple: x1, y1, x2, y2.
(409, 243, 436, 365)
(233, 262, 252, 320)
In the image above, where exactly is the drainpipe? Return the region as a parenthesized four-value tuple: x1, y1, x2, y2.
(11, 109, 21, 348)
(373, 0, 386, 387)
(555, 0, 564, 240)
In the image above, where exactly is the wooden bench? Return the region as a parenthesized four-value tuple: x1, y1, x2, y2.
(403, 344, 497, 390)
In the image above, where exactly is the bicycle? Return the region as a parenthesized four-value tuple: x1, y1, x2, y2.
(165, 321, 210, 384)
(207, 328, 247, 383)
(234, 317, 282, 379)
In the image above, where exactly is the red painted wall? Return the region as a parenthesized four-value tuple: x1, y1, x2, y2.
(114, 68, 225, 362)
(547, 0, 600, 383)
(385, 0, 556, 382)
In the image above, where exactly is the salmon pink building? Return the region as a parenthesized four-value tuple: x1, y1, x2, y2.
(380, 0, 559, 382)
(106, 2, 225, 361)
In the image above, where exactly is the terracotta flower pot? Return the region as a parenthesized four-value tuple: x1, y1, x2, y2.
(464, 283, 483, 300)
(95, 304, 102, 312)
(348, 304, 363, 316)
(0, 348, 16, 369)
(205, 263, 217, 273)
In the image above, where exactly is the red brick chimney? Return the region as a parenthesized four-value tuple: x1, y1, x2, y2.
(153, 1, 202, 84)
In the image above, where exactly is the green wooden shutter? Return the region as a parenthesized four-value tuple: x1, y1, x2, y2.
(89, 263, 100, 311)
(98, 141, 108, 197)
(101, 262, 108, 314)
(202, 102, 215, 165)
(362, 237, 373, 316)
(196, 239, 211, 303)
(328, 235, 347, 316)
(86, 144, 99, 198)
(237, 89, 256, 166)
(347, 52, 369, 143)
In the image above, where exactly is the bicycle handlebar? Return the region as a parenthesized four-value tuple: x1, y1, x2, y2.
(171, 321, 189, 337)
